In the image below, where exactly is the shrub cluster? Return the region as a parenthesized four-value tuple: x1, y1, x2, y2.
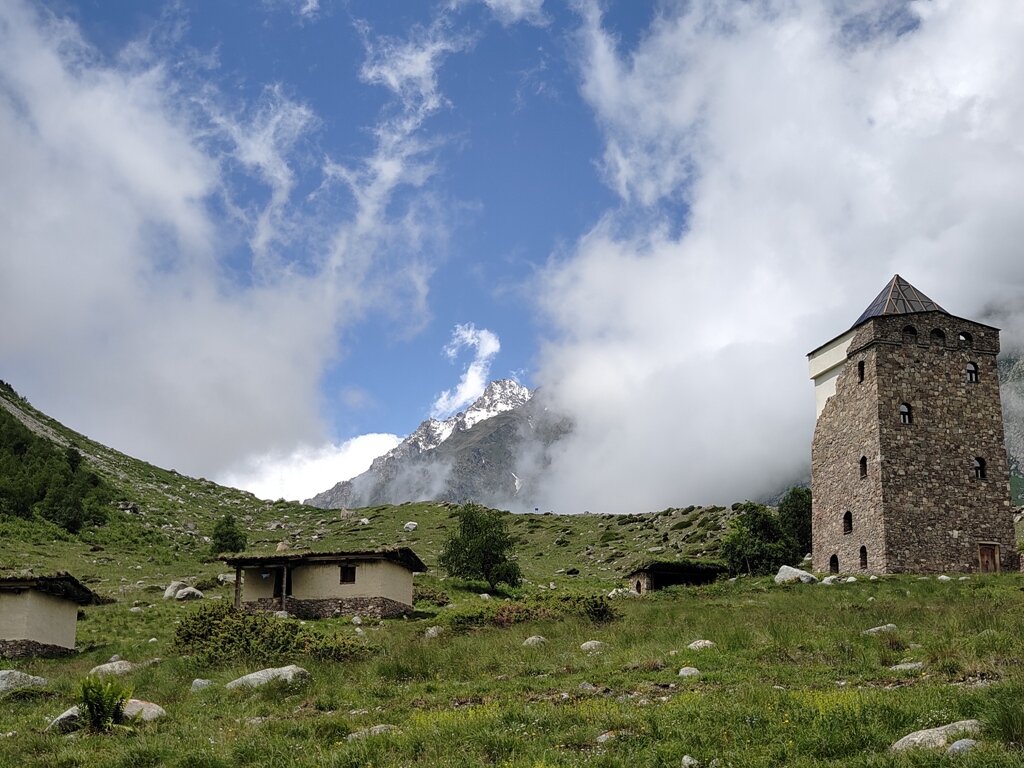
(412, 584, 451, 607)
(79, 676, 131, 733)
(440, 592, 618, 632)
(174, 602, 371, 665)
(0, 404, 112, 533)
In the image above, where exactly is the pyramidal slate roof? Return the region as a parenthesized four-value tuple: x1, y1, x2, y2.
(853, 274, 944, 326)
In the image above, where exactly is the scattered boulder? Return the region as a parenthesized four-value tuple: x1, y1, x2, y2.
(608, 588, 639, 598)
(567, 568, 580, 576)
(130, 606, 144, 614)
(890, 720, 981, 752)
(424, 626, 443, 640)
(217, 573, 237, 585)
(596, 730, 623, 744)
(863, 624, 898, 636)
(191, 679, 213, 692)
(275, 541, 290, 552)
(479, 593, 492, 601)
(0, 670, 47, 693)
(681, 756, 700, 767)
(844, 576, 858, 583)
(820, 575, 840, 586)
(359, 518, 370, 525)
(678, 667, 701, 678)
(890, 662, 924, 672)
(937, 575, 952, 582)
(403, 521, 418, 532)
(89, 660, 140, 677)
(580, 640, 606, 652)
(124, 699, 166, 722)
(351, 615, 363, 626)
(225, 665, 310, 690)
(523, 636, 546, 647)
(347, 724, 400, 741)
(45, 706, 82, 733)
(174, 587, 204, 601)
(947, 739, 978, 755)
(687, 639, 715, 651)
(869, 575, 879, 581)
(163, 581, 188, 600)
(774, 566, 817, 585)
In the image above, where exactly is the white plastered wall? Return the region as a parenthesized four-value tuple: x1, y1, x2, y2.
(808, 331, 855, 419)
(240, 568, 277, 601)
(0, 591, 79, 649)
(291, 561, 413, 605)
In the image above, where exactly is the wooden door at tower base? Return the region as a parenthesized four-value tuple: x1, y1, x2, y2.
(978, 544, 999, 573)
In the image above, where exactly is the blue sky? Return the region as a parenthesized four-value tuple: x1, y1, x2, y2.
(4, 1, 1024, 510)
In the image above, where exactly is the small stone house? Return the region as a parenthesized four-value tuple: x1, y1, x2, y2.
(0, 572, 104, 658)
(626, 560, 727, 594)
(222, 548, 427, 619)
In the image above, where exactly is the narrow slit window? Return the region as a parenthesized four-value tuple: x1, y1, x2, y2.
(857, 361, 865, 382)
(859, 546, 868, 570)
(966, 362, 978, 383)
(859, 456, 867, 478)
(974, 457, 986, 480)
(339, 565, 356, 584)
(829, 555, 839, 574)
(899, 403, 913, 424)
(842, 511, 853, 534)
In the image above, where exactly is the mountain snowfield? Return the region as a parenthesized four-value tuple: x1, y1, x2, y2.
(404, 380, 532, 453)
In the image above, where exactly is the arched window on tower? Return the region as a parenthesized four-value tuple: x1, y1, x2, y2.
(857, 361, 865, 382)
(966, 362, 978, 383)
(899, 403, 913, 424)
(859, 546, 868, 570)
(829, 555, 839, 574)
(859, 456, 867, 478)
(959, 331, 973, 347)
(974, 457, 986, 480)
(930, 328, 946, 345)
(902, 325, 918, 343)
(842, 511, 853, 534)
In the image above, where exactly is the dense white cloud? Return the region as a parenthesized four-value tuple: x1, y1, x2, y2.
(219, 433, 401, 501)
(432, 324, 501, 417)
(530, 0, 1024, 512)
(0, 0, 453, 482)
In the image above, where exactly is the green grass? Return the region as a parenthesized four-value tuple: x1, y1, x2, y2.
(5, 575, 1024, 766)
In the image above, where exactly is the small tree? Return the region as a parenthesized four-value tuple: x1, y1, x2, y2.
(438, 503, 522, 590)
(210, 513, 246, 555)
(777, 486, 812, 556)
(720, 502, 801, 576)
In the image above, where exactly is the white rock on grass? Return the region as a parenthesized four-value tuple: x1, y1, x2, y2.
(129, 606, 144, 614)
(687, 640, 715, 651)
(774, 565, 818, 585)
(124, 700, 167, 722)
(45, 706, 82, 733)
(163, 581, 188, 600)
(890, 662, 924, 672)
(424, 626, 444, 640)
(869, 575, 879, 581)
(89, 660, 140, 677)
(403, 521, 418, 532)
(174, 587, 204, 601)
(352, 615, 363, 625)
(359, 518, 370, 525)
(225, 665, 310, 690)
(947, 739, 978, 755)
(862, 624, 898, 636)
(0, 670, 47, 693)
(191, 679, 213, 692)
(844, 576, 858, 583)
(580, 640, 606, 652)
(217, 573, 236, 585)
(677, 667, 701, 678)
(681, 756, 700, 767)
(820, 575, 840, 586)
(347, 724, 400, 741)
(479, 593, 492, 601)
(890, 720, 981, 752)
(523, 636, 547, 647)
(937, 575, 952, 582)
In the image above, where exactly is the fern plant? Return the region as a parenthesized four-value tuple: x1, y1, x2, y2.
(78, 676, 132, 732)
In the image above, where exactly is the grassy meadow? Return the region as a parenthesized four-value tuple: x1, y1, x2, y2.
(4, 574, 1024, 767)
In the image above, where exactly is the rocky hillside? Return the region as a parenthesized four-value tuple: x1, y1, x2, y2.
(306, 380, 570, 511)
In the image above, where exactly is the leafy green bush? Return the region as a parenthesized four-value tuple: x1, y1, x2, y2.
(79, 676, 131, 733)
(413, 584, 451, 606)
(175, 602, 371, 665)
(777, 486, 812, 555)
(440, 592, 617, 632)
(438, 503, 522, 590)
(719, 502, 801, 576)
(209, 513, 246, 555)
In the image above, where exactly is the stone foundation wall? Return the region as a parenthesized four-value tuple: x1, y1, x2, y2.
(243, 596, 412, 619)
(0, 639, 76, 659)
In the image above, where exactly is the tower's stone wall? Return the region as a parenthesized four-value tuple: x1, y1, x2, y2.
(811, 309, 1017, 574)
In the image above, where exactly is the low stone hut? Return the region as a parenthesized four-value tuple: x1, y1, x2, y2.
(0, 572, 104, 658)
(221, 548, 427, 619)
(626, 560, 727, 595)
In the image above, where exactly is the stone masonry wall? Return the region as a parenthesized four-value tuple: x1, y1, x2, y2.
(244, 596, 412, 619)
(0, 639, 76, 659)
(812, 310, 1017, 574)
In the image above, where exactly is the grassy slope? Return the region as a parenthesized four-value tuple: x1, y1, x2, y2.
(4, 576, 1024, 766)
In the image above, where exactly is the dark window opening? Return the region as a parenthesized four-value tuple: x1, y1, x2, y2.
(273, 569, 293, 598)
(899, 403, 913, 424)
(635, 580, 642, 593)
(857, 361, 865, 382)
(859, 456, 867, 478)
(930, 328, 946, 345)
(902, 325, 918, 343)
(974, 457, 986, 480)
(842, 511, 853, 534)
(339, 565, 356, 584)
(966, 362, 978, 383)
(959, 331, 973, 347)
(829, 555, 839, 574)
(859, 546, 868, 570)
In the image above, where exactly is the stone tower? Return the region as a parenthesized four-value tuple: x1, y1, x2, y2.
(808, 275, 1016, 574)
